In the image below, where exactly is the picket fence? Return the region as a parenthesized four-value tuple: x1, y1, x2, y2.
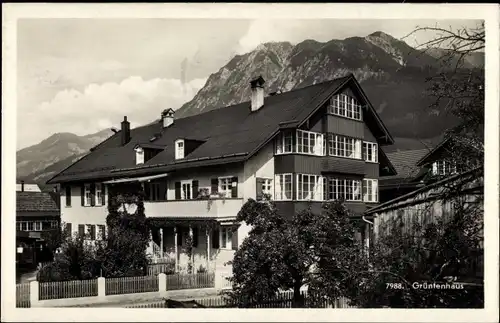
(16, 272, 216, 307)
(126, 291, 357, 308)
(16, 283, 31, 308)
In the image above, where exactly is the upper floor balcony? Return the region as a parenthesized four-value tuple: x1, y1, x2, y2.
(143, 198, 244, 219)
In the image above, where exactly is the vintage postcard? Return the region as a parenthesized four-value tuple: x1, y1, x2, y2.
(2, 2, 499, 322)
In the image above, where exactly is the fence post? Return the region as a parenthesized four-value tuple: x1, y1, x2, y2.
(158, 273, 167, 296)
(29, 281, 39, 307)
(97, 277, 106, 299)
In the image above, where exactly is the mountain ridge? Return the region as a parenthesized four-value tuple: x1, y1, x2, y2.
(17, 31, 484, 190)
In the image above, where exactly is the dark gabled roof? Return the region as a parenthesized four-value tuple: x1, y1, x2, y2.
(380, 148, 432, 186)
(416, 137, 452, 166)
(47, 74, 395, 184)
(16, 191, 60, 213)
(365, 167, 483, 215)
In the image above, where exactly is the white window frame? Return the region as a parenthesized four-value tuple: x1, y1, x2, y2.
(257, 177, 273, 199)
(328, 94, 362, 121)
(34, 221, 43, 231)
(363, 179, 379, 203)
(275, 174, 293, 201)
(84, 183, 92, 206)
(180, 180, 192, 200)
(363, 142, 378, 163)
(175, 139, 185, 160)
(296, 130, 324, 156)
(95, 183, 103, 206)
(220, 226, 233, 250)
(218, 177, 233, 198)
(275, 132, 294, 154)
(328, 134, 362, 159)
(326, 178, 362, 202)
(296, 174, 324, 201)
(432, 160, 458, 176)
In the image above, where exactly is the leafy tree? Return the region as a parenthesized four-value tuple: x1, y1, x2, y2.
(227, 198, 364, 308)
(100, 182, 150, 278)
(37, 231, 104, 282)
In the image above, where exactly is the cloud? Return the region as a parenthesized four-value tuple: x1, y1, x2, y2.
(20, 76, 206, 148)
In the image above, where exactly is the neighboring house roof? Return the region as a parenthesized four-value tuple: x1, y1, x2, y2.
(16, 191, 60, 215)
(365, 167, 483, 215)
(380, 148, 432, 187)
(47, 74, 395, 184)
(416, 137, 452, 167)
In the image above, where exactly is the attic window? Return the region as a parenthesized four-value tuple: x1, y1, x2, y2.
(175, 139, 185, 160)
(328, 94, 362, 121)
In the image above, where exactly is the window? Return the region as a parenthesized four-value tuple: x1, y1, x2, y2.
(328, 134, 362, 159)
(84, 184, 92, 206)
(149, 182, 163, 201)
(220, 226, 233, 249)
(326, 178, 362, 202)
(175, 139, 185, 159)
(219, 177, 232, 198)
(328, 94, 362, 121)
(256, 178, 273, 200)
(16, 222, 21, 231)
(432, 160, 457, 176)
(363, 142, 378, 163)
(275, 174, 292, 200)
(34, 222, 43, 231)
(363, 179, 378, 203)
(181, 180, 192, 200)
(65, 186, 71, 207)
(297, 174, 324, 201)
(296, 130, 324, 156)
(95, 183, 103, 206)
(275, 132, 294, 154)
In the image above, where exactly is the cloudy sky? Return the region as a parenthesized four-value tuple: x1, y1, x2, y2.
(17, 18, 481, 150)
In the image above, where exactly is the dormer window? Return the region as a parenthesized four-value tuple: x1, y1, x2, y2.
(175, 139, 185, 159)
(135, 146, 145, 165)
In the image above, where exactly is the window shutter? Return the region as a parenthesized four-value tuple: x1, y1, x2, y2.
(362, 143, 366, 161)
(231, 226, 239, 250)
(81, 185, 85, 206)
(192, 227, 199, 247)
(90, 225, 96, 240)
(65, 185, 71, 207)
(102, 184, 106, 206)
(211, 178, 218, 195)
(78, 224, 85, 238)
(144, 183, 151, 201)
(177, 227, 183, 246)
(231, 177, 238, 198)
(192, 180, 199, 199)
(212, 228, 220, 249)
(98, 225, 106, 240)
(90, 183, 96, 206)
(65, 223, 72, 237)
(174, 182, 181, 200)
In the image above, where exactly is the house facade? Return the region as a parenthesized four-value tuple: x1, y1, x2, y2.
(46, 74, 396, 274)
(16, 186, 61, 270)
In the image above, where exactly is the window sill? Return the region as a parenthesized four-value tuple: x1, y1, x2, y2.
(327, 112, 363, 122)
(328, 154, 363, 161)
(275, 152, 326, 157)
(365, 161, 379, 164)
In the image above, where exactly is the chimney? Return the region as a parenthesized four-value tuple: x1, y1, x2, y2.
(161, 109, 175, 128)
(121, 116, 131, 146)
(250, 76, 265, 112)
(21, 180, 25, 192)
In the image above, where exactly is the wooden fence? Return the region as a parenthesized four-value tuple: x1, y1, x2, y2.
(105, 275, 159, 296)
(16, 283, 31, 308)
(125, 291, 356, 308)
(166, 273, 215, 291)
(16, 272, 217, 306)
(39, 279, 98, 300)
